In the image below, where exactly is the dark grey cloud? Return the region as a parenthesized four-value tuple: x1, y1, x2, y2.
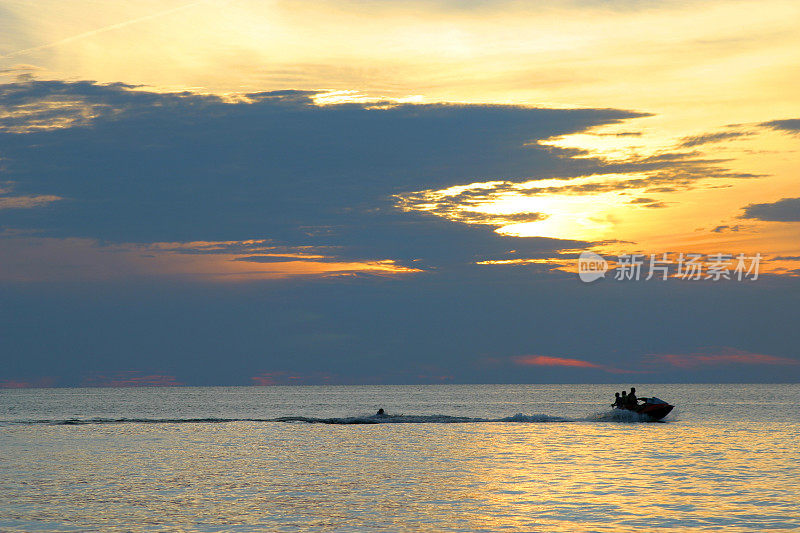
(629, 197, 659, 205)
(760, 118, 800, 134)
(460, 211, 547, 223)
(0, 64, 44, 75)
(1, 80, 797, 386)
(0, 79, 761, 273)
(679, 130, 752, 148)
(741, 197, 800, 222)
(711, 224, 742, 233)
(591, 131, 642, 137)
(0, 79, 647, 268)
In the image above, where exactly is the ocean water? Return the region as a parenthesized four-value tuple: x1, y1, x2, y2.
(1, 384, 798, 532)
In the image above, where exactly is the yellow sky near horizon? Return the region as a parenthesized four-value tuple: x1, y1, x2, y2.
(1, 0, 798, 278)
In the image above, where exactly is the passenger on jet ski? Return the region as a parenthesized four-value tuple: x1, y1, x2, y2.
(610, 388, 674, 420)
(625, 387, 639, 408)
(612, 392, 624, 408)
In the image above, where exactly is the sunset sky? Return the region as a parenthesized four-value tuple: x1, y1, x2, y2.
(1, 0, 798, 386)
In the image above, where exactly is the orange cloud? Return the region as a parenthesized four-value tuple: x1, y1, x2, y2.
(82, 371, 183, 387)
(0, 380, 29, 389)
(0, 377, 57, 388)
(251, 371, 337, 385)
(512, 355, 650, 374)
(0, 236, 421, 282)
(251, 372, 285, 386)
(513, 355, 603, 368)
(648, 348, 799, 368)
(416, 374, 454, 382)
(0, 194, 62, 209)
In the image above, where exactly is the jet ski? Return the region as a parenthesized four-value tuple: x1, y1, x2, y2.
(622, 396, 674, 420)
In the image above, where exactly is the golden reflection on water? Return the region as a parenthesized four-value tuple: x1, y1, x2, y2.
(2, 420, 798, 532)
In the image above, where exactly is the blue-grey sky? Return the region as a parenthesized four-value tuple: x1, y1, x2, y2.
(1, 1, 799, 386)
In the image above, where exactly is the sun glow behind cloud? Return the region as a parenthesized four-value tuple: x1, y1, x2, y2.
(397, 174, 642, 241)
(396, 122, 800, 275)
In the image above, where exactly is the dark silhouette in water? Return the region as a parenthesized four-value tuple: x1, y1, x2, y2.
(612, 392, 624, 408)
(376, 408, 386, 416)
(612, 387, 674, 420)
(626, 387, 638, 408)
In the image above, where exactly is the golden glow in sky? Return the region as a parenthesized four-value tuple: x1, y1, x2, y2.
(0, 236, 420, 282)
(1, 0, 798, 278)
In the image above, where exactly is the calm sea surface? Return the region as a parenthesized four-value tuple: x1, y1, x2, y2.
(1, 384, 798, 532)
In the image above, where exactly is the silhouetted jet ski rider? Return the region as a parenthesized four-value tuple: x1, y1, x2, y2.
(625, 387, 638, 409)
(612, 392, 624, 408)
(376, 408, 386, 417)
